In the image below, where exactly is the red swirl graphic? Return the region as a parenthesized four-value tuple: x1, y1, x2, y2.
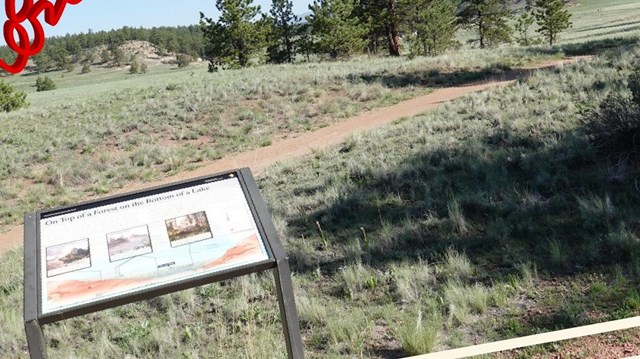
(2, 0, 82, 74)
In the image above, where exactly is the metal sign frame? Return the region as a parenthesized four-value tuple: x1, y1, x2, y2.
(24, 168, 304, 359)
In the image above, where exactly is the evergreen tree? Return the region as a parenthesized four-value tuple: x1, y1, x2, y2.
(267, 0, 299, 63)
(297, 23, 315, 62)
(33, 52, 54, 73)
(306, 0, 367, 59)
(357, 0, 406, 57)
(533, 0, 571, 46)
(49, 45, 71, 70)
(100, 49, 112, 64)
(459, 0, 512, 49)
(515, 11, 539, 46)
(200, 0, 266, 70)
(405, 0, 458, 57)
(0, 81, 28, 112)
(81, 50, 96, 65)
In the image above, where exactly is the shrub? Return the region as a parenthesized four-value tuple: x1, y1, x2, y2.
(0, 81, 28, 112)
(582, 66, 640, 160)
(129, 58, 139, 74)
(176, 53, 192, 68)
(35, 76, 56, 92)
(81, 63, 91, 74)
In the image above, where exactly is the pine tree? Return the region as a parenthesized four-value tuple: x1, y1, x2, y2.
(0, 81, 28, 112)
(405, 0, 459, 57)
(100, 49, 112, 65)
(307, 0, 367, 59)
(297, 23, 315, 62)
(49, 45, 71, 70)
(357, 0, 406, 57)
(200, 0, 266, 70)
(33, 52, 54, 73)
(533, 0, 571, 46)
(515, 11, 537, 46)
(459, 0, 512, 49)
(267, 0, 299, 63)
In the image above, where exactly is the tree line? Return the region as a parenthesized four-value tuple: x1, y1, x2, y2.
(200, 0, 572, 71)
(0, 0, 571, 75)
(0, 25, 205, 74)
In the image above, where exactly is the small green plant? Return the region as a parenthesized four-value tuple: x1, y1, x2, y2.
(326, 308, 371, 355)
(0, 80, 28, 112)
(35, 76, 56, 92)
(443, 280, 490, 326)
(442, 248, 473, 280)
(548, 239, 567, 269)
(447, 199, 469, 234)
(397, 309, 441, 355)
(623, 288, 640, 311)
(589, 280, 608, 297)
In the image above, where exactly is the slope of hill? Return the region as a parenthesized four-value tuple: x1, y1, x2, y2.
(1, 40, 639, 358)
(0, 1, 639, 357)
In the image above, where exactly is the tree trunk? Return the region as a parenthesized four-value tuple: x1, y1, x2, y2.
(386, 26, 401, 56)
(385, 1, 401, 56)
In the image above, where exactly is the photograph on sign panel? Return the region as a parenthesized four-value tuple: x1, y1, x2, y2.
(106, 225, 153, 262)
(46, 239, 92, 277)
(165, 211, 212, 247)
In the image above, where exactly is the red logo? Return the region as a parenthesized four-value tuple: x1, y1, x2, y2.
(2, 0, 82, 74)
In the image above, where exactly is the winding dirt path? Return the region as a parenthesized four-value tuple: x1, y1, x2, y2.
(0, 56, 591, 255)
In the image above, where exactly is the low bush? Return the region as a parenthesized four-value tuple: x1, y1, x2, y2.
(35, 76, 56, 92)
(176, 53, 192, 68)
(80, 63, 91, 74)
(582, 66, 640, 160)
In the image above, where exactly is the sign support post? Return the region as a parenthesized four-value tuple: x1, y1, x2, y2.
(240, 169, 305, 359)
(24, 213, 47, 359)
(274, 260, 305, 359)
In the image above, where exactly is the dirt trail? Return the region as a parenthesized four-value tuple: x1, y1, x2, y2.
(0, 56, 591, 255)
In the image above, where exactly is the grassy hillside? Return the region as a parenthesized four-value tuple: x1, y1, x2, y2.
(2, 40, 639, 358)
(1, 1, 639, 357)
(563, 0, 640, 43)
(0, 47, 561, 229)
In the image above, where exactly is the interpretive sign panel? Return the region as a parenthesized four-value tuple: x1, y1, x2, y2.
(25, 168, 304, 359)
(37, 170, 271, 317)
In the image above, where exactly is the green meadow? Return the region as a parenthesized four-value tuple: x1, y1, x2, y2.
(1, 1, 640, 358)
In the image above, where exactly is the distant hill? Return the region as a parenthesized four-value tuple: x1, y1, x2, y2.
(0, 25, 204, 74)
